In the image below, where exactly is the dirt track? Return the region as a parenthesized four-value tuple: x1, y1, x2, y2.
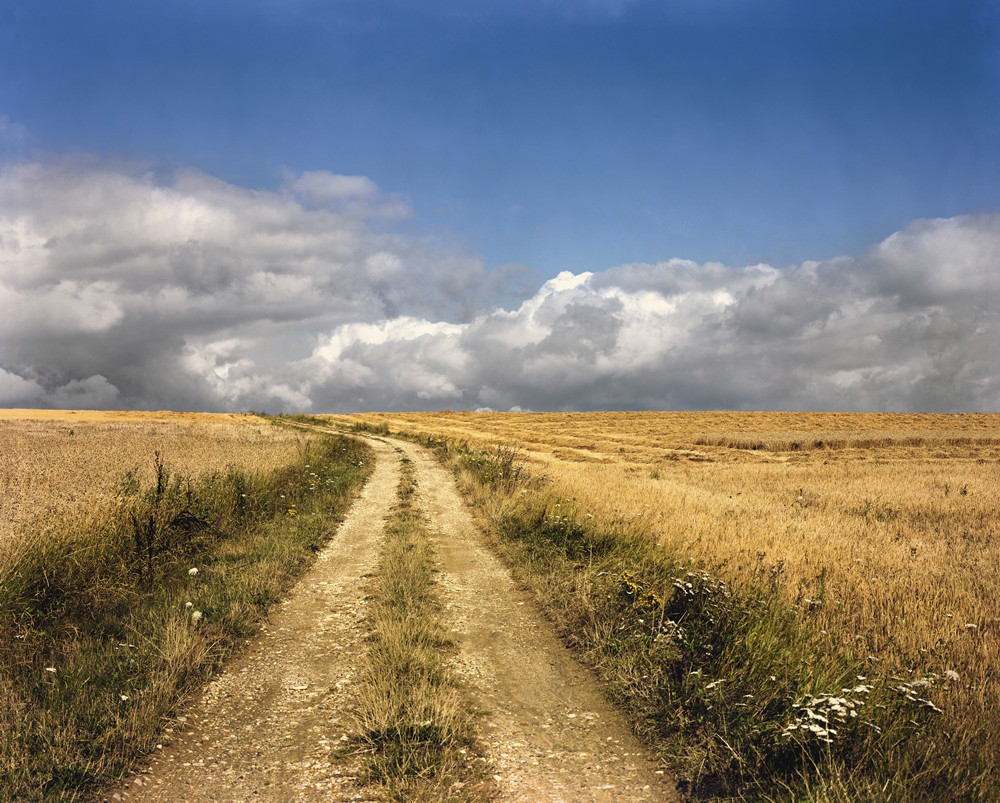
(108, 434, 676, 802)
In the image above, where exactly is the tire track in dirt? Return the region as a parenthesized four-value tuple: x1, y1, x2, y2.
(394, 439, 677, 803)
(107, 438, 403, 803)
(105, 432, 676, 802)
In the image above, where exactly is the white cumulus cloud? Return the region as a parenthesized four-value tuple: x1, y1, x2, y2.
(1, 156, 997, 412)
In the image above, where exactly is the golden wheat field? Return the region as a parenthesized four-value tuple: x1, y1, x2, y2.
(0, 410, 309, 543)
(328, 411, 999, 703)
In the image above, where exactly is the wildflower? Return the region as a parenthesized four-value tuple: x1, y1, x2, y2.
(185, 601, 193, 609)
(786, 689, 867, 743)
(191, 610, 203, 624)
(44, 667, 56, 673)
(945, 669, 960, 682)
(120, 694, 129, 701)
(188, 567, 199, 576)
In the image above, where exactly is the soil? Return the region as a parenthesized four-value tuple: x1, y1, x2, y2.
(104, 435, 676, 802)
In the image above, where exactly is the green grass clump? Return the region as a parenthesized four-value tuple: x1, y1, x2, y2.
(0, 435, 372, 801)
(435, 440, 984, 802)
(355, 457, 492, 802)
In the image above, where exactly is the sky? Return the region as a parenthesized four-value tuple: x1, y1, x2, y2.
(1, 0, 999, 412)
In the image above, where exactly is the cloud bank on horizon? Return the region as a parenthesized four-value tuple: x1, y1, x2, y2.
(1, 160, 997, 413)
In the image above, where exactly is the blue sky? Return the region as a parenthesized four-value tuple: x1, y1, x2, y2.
(5, 0, 999, 272)
(2, 0, 999, 412)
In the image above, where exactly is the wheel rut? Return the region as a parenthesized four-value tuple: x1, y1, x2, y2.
(105, 434, 676, 802)
(108, 438, 403, 802)
(395, 440, 676, 802)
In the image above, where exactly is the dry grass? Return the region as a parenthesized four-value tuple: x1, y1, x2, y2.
(328, 411, 1000, 799)
(0, 424, 372, 801)
(355, 457, 492, 801)
(327, 411, 999, 659)
(0, 410, 308, 543)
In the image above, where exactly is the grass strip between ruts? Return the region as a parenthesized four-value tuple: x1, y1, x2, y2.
(354, 453, 494, 802)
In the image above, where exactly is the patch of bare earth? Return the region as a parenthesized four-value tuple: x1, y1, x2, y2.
(104, 434, 675, 802)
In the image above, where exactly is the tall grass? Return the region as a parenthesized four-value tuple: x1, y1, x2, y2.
(0, 413, 306, 543)
(427, 439, 994, 801)
(0, 435, 371, 801)
(354, 457, 492, 801)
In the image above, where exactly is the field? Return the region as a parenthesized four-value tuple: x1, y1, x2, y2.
(4, 408, 999, 799)
(327, 412, 1000, 660)
(0, 410, 373, 800)
(328, 410, 1000, 798)
(0, 410, 310, 544)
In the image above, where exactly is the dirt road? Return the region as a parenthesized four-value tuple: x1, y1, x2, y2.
(108, 435, 675, 802)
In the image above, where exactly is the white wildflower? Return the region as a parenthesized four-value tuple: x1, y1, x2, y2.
(191, 610, 203, 624)
(188, 567, 199, 576)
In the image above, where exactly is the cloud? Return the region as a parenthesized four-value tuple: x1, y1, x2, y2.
(299, 216, 1000, 413)
(290, 172, 379, 206)
(0, 367, 44, 407)
(286, 171, 413, 222)
(0, 158, 493, 410)
(1, 157, 997, 412)
(49, 375, 120, 409)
